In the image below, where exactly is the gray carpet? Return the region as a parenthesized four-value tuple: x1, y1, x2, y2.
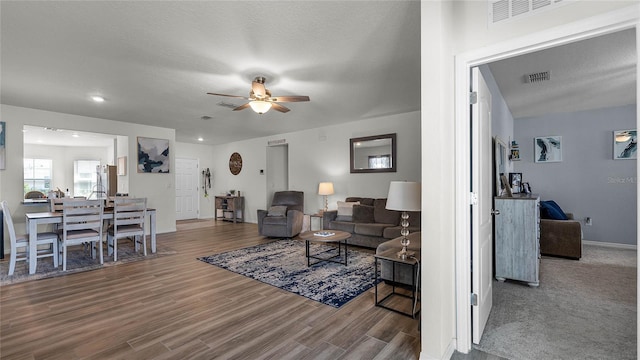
(476, 244, 637, 360)
(1, 240, 176, 286)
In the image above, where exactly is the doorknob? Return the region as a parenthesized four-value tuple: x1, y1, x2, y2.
(491, 209, 500, 215)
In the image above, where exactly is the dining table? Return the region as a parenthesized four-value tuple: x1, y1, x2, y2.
(25, 208, 157, 274)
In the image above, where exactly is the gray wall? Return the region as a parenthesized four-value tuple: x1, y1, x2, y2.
(514, 104, 637, 245)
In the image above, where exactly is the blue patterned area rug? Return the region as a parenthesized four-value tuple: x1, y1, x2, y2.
(198, 239, 378, 308)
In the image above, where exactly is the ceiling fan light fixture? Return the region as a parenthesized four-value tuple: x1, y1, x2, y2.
(249, 100, 272, 114)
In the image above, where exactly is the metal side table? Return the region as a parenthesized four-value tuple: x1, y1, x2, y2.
(374, 248, 420, 318)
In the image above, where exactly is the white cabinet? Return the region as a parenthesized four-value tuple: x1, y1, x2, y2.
(494, 194, 540, 287)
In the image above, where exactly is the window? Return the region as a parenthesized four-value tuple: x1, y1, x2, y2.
(74, 160, 101, 198)
(24, 158, 53, 195)
(368, 155, 391, 169)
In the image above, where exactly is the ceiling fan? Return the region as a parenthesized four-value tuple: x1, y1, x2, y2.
(207, 76, 310, 114)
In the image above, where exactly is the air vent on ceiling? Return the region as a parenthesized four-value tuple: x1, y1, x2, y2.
(216, 101, 238, 109)
(524, 71, 551, 83)
(489, 0, 569, 26)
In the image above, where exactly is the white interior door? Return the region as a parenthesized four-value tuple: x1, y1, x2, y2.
(471, 66, 493, 344)
(175, 158, 199, 220)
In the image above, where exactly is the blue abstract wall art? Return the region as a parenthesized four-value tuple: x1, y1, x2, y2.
(137, 137, 170, 173)
(613, 129, 637, 160)
(534, 135, 562, 163)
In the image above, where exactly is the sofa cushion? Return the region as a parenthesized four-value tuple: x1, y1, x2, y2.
(262, 215, 288, 225)
(353, 204, 375, 223)
(346, 197, 375, 206)
(355, 223, 396, 237)
(373, 198, 401, 225)
(267, 205, 287, 217)
(336, 201, 359, 221)
(329, 221, 356, 233)
(540, 200, 568, 220)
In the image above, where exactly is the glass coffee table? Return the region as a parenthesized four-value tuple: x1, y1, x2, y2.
(298, 230, 351, 266)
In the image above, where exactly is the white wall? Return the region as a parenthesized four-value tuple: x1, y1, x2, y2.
(0, 105, 177, 246)
(209, 111, 421, 224)
(174, 141, 217, 219)
(423, 1, 636, 359)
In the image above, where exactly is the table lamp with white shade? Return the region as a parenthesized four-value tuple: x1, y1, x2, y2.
(386, 181, 421, 259)
(318, 182, 334, 213)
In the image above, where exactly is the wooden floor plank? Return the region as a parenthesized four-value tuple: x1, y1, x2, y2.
(0, 221, 421, 359)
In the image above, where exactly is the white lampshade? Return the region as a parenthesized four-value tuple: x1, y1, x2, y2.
(318, 182, 334, 195)
(249, 100, 272, 114)
(386, 181, 421, 211)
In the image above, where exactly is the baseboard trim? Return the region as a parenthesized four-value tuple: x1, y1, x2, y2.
(418, 339, 456, 360)
(583, 240, 637, 250)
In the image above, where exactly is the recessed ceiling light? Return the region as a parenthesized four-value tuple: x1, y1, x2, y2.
(91, 95, 105, 103)
(197, 137, 204, 142)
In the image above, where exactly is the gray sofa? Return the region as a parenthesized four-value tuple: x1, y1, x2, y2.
(322, 197, 421, 249)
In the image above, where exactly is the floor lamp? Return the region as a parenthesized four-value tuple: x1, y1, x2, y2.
(386, 181, 421, 259)
(318, 182, 334, 213)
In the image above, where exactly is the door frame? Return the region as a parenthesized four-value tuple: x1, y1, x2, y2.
(454, 7, 640, 353)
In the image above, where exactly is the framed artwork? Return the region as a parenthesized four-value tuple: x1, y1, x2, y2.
(137, 137, 170, 173)
(509, 172, 522, 194)
(534, 136, 562, 163)
(117, 156, 127, 176)
(0, 121, 5, 170)
(613, 129, 637, 160)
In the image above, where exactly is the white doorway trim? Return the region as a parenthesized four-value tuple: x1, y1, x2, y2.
(454, 6, 640, 353)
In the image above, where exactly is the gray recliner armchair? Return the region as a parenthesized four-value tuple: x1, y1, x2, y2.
(257, 191, 304, 238)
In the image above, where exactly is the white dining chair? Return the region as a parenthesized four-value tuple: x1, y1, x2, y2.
(107, 197, 147, 261)
(59, 199, 104, 271)
(1, 201, 58, 275)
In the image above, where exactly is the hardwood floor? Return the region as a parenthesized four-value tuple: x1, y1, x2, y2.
(0, 220, 421, 359)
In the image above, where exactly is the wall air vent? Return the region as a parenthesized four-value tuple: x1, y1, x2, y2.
(524, 71, 551, 83)
(489, 0, 570, 26)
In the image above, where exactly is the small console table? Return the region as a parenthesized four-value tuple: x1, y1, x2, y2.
(215, 196, 244, 223)
(374, 248, 420, 318)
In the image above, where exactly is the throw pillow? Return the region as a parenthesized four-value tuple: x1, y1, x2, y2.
(540, 200, 568, 220)
(267, 205, 287, 217)
(353, 204, 375, 223)
(336, 201, 359, 222)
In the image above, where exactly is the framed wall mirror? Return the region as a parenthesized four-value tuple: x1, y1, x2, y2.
(350, 133, 397, 173)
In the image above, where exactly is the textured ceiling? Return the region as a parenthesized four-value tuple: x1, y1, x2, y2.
(1, 1, 421, 145)
(488, 28, 637, 119)
(2, 2, 636, 146)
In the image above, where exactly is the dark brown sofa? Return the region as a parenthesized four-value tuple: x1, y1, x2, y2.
(540, 213, 582, 260)
(322, 197, 420, 249)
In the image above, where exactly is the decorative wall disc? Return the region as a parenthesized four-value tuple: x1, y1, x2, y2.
(229, 152, 243, 175)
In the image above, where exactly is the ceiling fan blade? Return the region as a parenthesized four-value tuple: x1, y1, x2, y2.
(252, 78, 266, 98)
(271, 96, 310, 102)
(207, 92, 249, 99)
(271, 103, 290, 113)
(233, 103, 252, 111)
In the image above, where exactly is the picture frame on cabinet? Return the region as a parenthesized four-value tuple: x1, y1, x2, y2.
(509, 173, 522, 194)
